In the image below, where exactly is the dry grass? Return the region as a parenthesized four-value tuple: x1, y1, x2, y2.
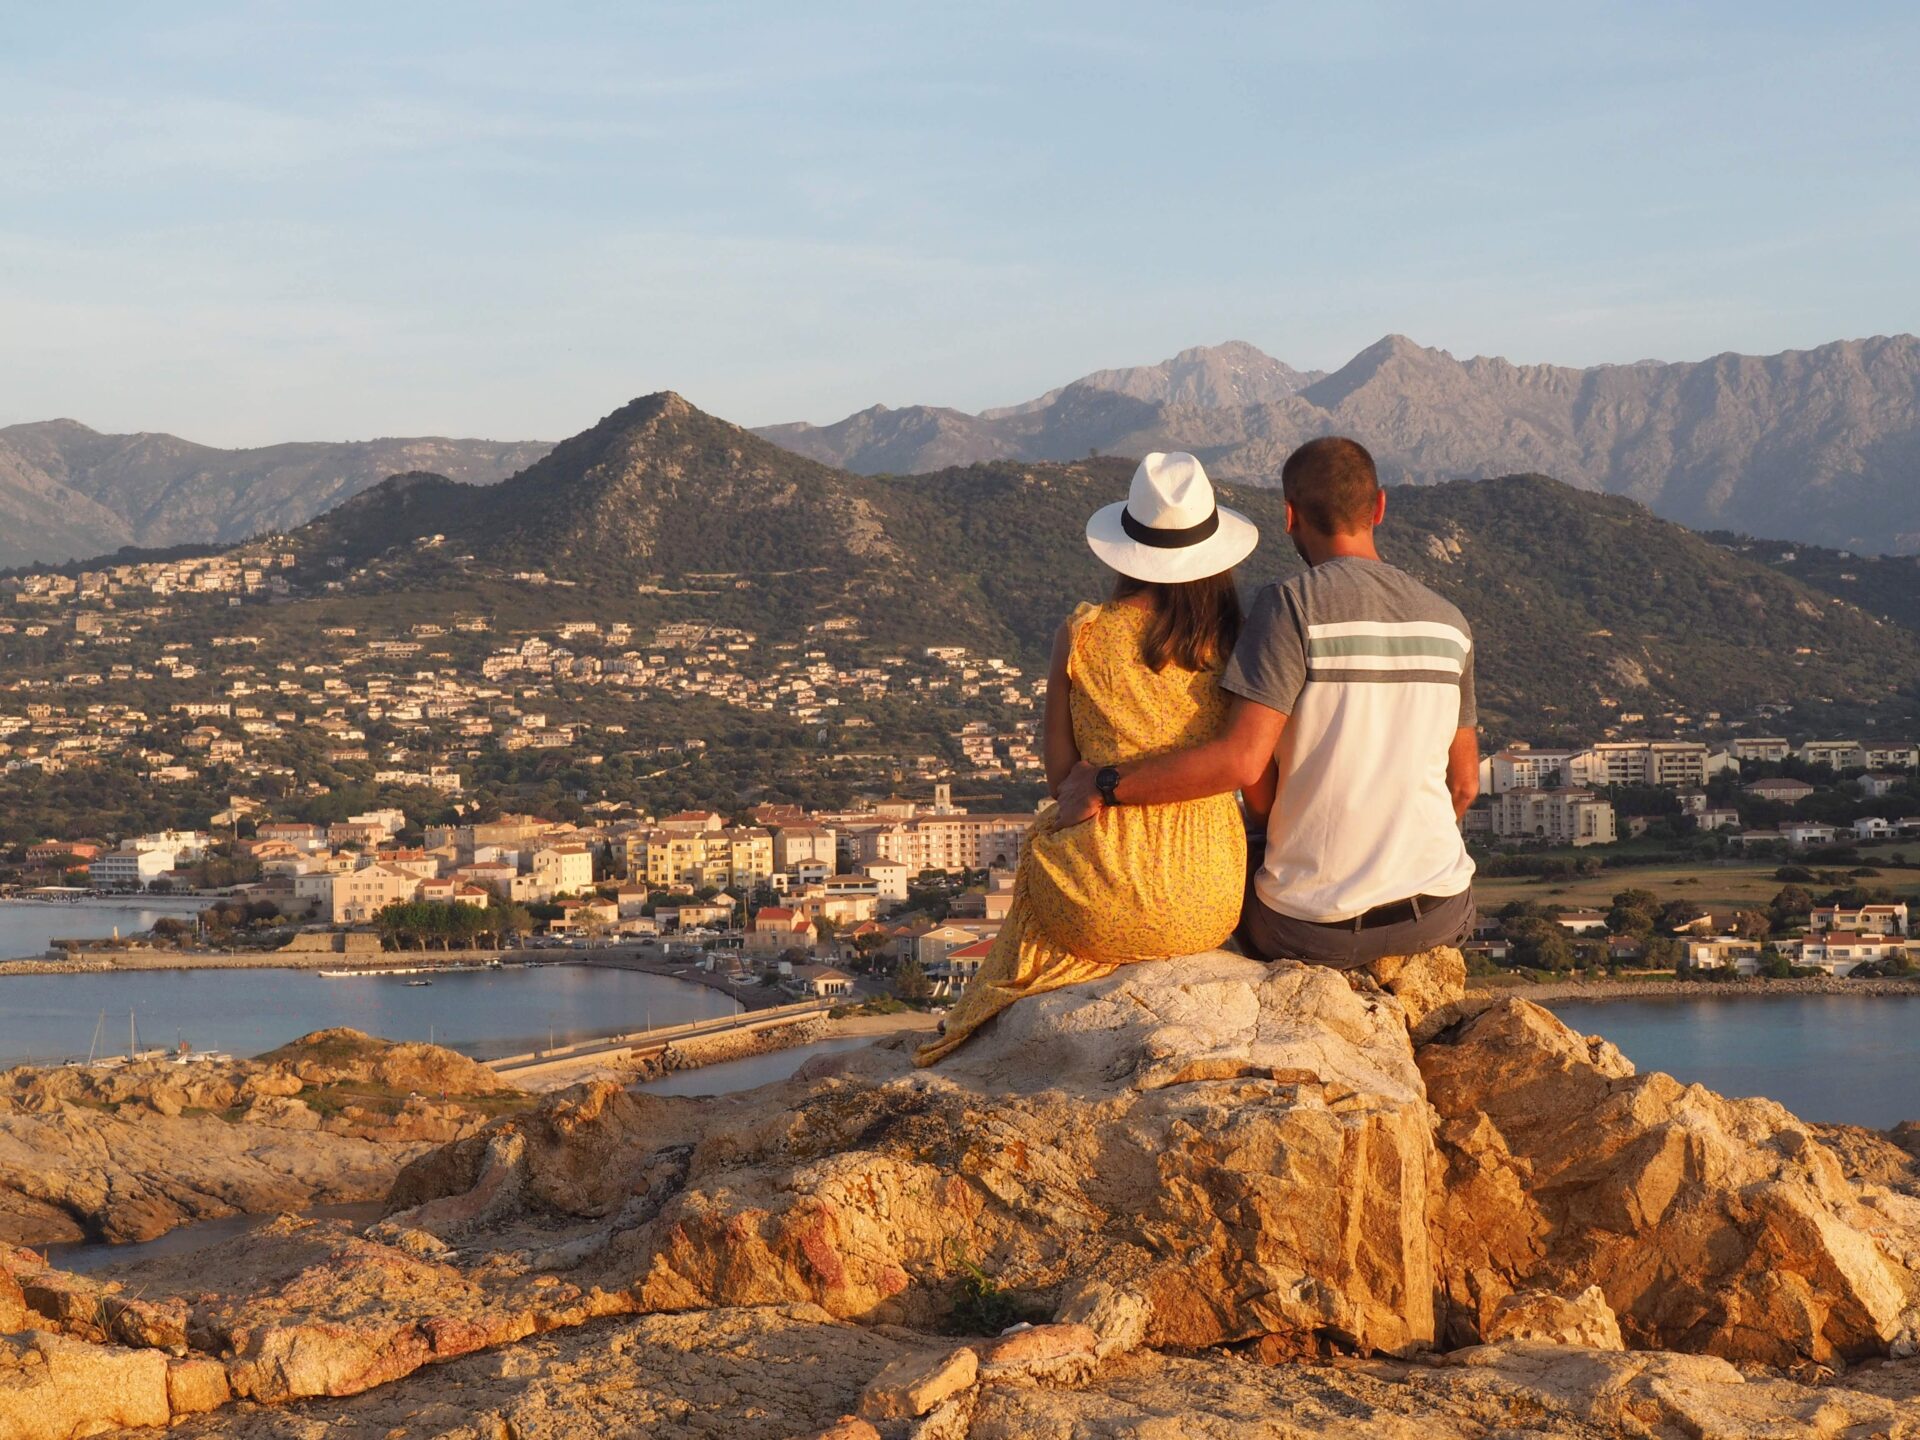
(1474, 843, 1920, 914)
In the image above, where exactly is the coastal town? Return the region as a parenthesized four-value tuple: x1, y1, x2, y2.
(0, 542, 1047, 817)
(4, 536, 1920, 995)
(6, 726, 1919, 995)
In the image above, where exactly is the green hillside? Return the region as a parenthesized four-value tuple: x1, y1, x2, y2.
(276, 394, 1920, 739)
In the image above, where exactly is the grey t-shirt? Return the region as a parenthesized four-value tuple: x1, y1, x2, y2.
(1221, 557, 1477, 921)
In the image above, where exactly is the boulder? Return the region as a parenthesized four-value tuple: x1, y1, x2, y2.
(166, 1354, 233, 1415)
(1421, 998, 1918, 1366)
(256, 1028, 512, 1095)
(1052, 1278, 1151, 1360)
(975, 1322, 1098, 1382)
(0, 1269, 26, 1333)
(796, 1422, 882, 1440)
(1482, 1286, 1623, 1350)
(394, 954, 1443, 1357)
(0, 1330, 171, 1440)
(855, 1344, 977, 1419)
(1360, 944, 1466, 1034)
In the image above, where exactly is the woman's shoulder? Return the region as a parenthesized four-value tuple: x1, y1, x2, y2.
(1065, 599, 1111, 641)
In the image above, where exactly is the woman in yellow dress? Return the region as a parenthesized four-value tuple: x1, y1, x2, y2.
(917, 452, 1268, 1065)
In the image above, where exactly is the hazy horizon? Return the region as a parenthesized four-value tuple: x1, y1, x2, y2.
(10, 327, 1920, 450)
(4, 4, 1917, 445)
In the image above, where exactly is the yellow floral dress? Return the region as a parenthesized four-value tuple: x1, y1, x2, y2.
(916, 599, 1247, 1066)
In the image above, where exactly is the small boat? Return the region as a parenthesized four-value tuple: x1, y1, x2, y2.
(405, 979, 433, 987)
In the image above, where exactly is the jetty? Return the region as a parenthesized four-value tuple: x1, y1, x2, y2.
(485, 999, 832, 1082)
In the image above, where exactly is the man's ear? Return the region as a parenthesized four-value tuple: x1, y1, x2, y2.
(1373, 488, 1387, 526)
(1284, 501, 1298, 534)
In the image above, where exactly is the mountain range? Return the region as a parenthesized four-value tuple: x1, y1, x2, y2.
(8, 331, 1920, 571)
(756, 334, 1920, 554)
(0, 420, 550, 569)
(268, 392, 1920, 737)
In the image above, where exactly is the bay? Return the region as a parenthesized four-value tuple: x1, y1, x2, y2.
(1549, 994, 1920, 1130)
(0, 898, 205, 962)
(0, 963, 739, 1067)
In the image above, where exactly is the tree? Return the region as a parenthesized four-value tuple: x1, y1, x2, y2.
(1658, 900, 1706, 933)
(1606, 904, 1655, 938)
(1768, 885, 1814, 929)
(895, 957, 934, 1000)
(1728, 909, 1771, 940)
(1611, 888, 1659, 914)
(1508, 918, 1574, 972)
(1642, 934, 1682, 973)
(1757, 945, 1792, 979)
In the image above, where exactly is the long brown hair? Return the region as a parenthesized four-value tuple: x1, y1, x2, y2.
(1111, 571, 1243, 672)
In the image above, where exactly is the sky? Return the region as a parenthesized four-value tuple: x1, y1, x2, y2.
(2, 2, 1917, 446)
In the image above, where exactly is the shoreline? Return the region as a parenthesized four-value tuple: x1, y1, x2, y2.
(576, 949, 799, 1013)
(1486, 975, 1920, 1005)
(0, 947, 525, 975)
(0, 895, 208, 910)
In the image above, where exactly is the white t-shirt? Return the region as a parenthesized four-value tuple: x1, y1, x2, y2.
(1220, 557, 1476, 923)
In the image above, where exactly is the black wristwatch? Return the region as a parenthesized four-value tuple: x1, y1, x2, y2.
(1095, 766, 1122, 808)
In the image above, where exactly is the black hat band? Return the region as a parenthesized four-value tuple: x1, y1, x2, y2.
(1121, 505, 1220, 549)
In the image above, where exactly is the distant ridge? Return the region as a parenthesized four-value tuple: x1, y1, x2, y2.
(0, 420, 551, 568)
(270, 391, 1920, 735)
(756, 334, 1920, 554)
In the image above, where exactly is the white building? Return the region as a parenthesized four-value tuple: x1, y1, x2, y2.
(772, 824, 838, 873)
(1683, 937, 1762, 976)
(1783, 822, 1839, 848)
(1487, 746, 1579, 795)
(1491, 790, 1617, 847)
(1571, 741, 1710, 789)
(856, 814, 1031, 874)
(1864, 744, 1919, 771)
(1809, 903, 1907, 937)
(1796, 931, 1903, 976)
(90, 847, 179, 890)
(1797, 740, 1865, 771)
(530, 844, 594, 898)
(859, 859, 910, 903)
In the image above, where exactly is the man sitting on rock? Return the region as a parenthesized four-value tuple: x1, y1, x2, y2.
(1058, 436, 1478, 1013)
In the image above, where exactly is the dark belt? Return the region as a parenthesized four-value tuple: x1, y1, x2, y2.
(1309, 893, 1452, 933)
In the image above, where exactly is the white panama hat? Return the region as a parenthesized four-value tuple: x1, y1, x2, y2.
(1085, 451, 1259, 583)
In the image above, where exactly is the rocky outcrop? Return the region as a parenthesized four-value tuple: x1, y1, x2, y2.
(251, 1028, 511, 1095)
(0, 1330, 172, 1440)
(6, 956, 1920, 1436)
(122, 1305, 1920, 1439)
(1421, 998, 1920, 1366)
(392, 954, 1443, 1355)
(0, 1031, 516, 1245)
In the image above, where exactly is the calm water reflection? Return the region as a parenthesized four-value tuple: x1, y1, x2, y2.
(0, 899, 204, 962)
(1549, 994, 1920, 1129)
(0, 963, 738, 1065)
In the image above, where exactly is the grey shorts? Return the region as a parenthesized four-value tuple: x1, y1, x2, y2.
(1238, 868, 1476, 970)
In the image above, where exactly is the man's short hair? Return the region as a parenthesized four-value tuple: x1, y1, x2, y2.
(1282, 436, 1380, 534)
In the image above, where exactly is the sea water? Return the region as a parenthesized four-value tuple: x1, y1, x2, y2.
(0, 962, 739, 1066)
(1550, 994, 1920, 1129)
